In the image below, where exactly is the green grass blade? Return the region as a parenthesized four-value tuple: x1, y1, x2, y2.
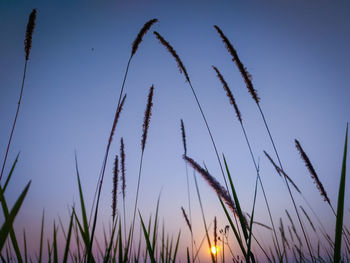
(118, 222, 123, 263)
(63, 209, 74, 263)
(172, 230, 181, 263)
(0, 181, 31, 250)
(39, 210, 44, 263)
(186, 247, 190, 263)
(139, 212, 156, 263)
(223, 155, 249, 242)
(334, 124, 348, 262)
(103, 218, 117, 263)
(75, 156, 90, 242)
(2, 153, 19, 193)
(23, 230, 27, 263)
(152, 195, 161, 252)
(219, 197, 247, 258)
(53, 222, 58, 263)
(0, 183, 23, 262)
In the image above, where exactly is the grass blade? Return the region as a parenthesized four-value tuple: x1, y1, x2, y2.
(172, 230, 181, 263)
(63, 209, 74, 263)
(39, 210, 44, 263)
(2, 153, 20, 193)
(0, 181, 31, 250)
(139, 212, 156, 263)
(334, 124, 348, 262)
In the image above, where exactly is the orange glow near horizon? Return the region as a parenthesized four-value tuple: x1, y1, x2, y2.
(211, 246, 219, 255)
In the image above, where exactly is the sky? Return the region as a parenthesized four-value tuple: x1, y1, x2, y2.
(0, 0, 350, 261)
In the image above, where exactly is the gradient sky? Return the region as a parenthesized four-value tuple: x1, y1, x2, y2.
(1, 0, 350, 261)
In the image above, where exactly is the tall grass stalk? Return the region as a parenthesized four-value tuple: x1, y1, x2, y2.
(214, 24, 315, 262)
(87, 94, 126, 262)
(89, 18, 158, 226)
(128, 85, 154, 258)
(0, 9, 36, 182)
(180, 119, 194, 262)
(212, 65, 282, 259)
(154, 31, 229, 192)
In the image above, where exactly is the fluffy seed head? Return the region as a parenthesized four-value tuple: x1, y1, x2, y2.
(112, 155, 119, 220)
(108, 94, 127, 147)
(295, 139, 330, 204)
(214, 25, 259, 104)
(212, 66, 242, 123)
(131, 18, 158, 56)
(141, 85, 154, 152)
(120, 137, 126, 199)
(181, 207, 192, 233)
(183, 155, 237, 216)
(154, 31, 190, 83)
(264, 150, 301, 193)
(180, 119, 187, 155)
(25, 9, 37, 60)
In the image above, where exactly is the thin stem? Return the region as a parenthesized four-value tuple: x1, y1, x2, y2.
(185, 164, 195, 262)
(240, 122, 282, 258)
(89, 55, 133, 225)
(188, 82, 229, 192)
(257, 103, 315, 263)
(0, 60, 28, 182)
(128, 150, 144, 259)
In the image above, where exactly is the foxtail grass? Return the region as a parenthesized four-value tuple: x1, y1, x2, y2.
(129, 85, 154, 257)
(215, 24, 315, 262)
(154, 31, 229, 191)
(295, 139, 331, 206)
(89, 17, 158, 229)
(112, 155, 119, 221)
(120, 137, 127, 240)
(0, 9, 37, 182)
(180, 119, 194, 262)
(213, 65, 282, 259)
(87, 94, 126, 262)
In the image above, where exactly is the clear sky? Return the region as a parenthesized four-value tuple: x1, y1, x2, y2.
(1, 0, 350, 261)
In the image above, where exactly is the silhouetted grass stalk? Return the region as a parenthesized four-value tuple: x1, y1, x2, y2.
(212, 65, 282, 259)
(154, 31, 229, 192)
(0, 9, 37, 182)
(89, 18, 158, 226)
(214, 24, 315, 262)
(129, 85, 154, 258)
(180, 119, 194, 262)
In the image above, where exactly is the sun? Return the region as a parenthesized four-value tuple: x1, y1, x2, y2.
(211, 246, 219, 255)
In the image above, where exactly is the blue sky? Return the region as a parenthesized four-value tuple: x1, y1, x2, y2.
(1, 0, 349, 260)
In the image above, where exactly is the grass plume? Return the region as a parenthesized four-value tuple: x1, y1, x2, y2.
(132, 19, 158, 56)
(180, 119, 187, 155)
(112, 155, 119, 221)
(212, 66, 242, 123)
(181, 207, 192, 233)
(141, 85, 154, 152)
(25, 9, 37, 61)
(184, 155, 237, 216)
(154, 31, 190, 83)
(214, 25, 259, 104)
(295, 139, 330, 204)
(120, 137, 126, 199)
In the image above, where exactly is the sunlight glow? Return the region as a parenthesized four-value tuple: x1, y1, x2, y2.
(211, 246, 219, 255)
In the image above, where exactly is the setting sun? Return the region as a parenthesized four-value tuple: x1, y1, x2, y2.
(211, 246, 219, 255)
